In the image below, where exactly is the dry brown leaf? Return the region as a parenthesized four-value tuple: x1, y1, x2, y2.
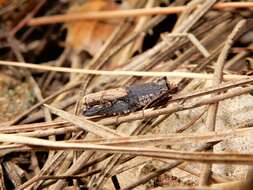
(0, 0, 5, 6)
(66, 0, 121, 55)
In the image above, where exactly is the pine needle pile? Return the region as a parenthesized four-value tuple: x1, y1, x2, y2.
(0, 0, 253, 189)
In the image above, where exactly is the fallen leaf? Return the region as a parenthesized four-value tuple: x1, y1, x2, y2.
(0, 0, 5, 6)
(66, 0, 121, 55)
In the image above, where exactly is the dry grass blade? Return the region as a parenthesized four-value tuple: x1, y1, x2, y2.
(28, 2, 253, 25)
(2, 1, 253, 189)
(1, 133, 253, 164)
(44, 104, 123, 138)
(73, 127, 253, 147)
(200, 19, 247, 185)
(162, 33, 210, 57)
(2, 126, 252, 150)
(0, 60, 247, 80)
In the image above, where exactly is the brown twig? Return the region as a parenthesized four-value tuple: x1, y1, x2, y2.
(2, 133, 253, 164)
(9, 0, 46, 36)
(0, 60, 247, 80)
(28, 2, 253, 25)
(199, 20, 246, 185)
(17, 169, 101, 190)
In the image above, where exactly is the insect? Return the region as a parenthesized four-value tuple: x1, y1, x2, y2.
(83, 78, 178, 117)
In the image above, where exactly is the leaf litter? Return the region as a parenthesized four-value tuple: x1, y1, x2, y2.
(1, 0, 253, 190)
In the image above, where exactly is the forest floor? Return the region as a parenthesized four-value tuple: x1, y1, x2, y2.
(1, 0, 253, 190)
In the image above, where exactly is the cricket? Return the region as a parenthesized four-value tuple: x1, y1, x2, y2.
(82, 78, 178, 117)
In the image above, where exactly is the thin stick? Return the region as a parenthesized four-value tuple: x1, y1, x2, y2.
(2, 133, 253, 164)
(28, 2, 253, 25)
(161, 33, 210, 57)
(17, 169, 101, 190)
(70, 127, 253, 147)
(44, 104, 124, 138)
(9, 0, 46, 35)
(199, 20, 246, 185)
(0, 60, 247, 80)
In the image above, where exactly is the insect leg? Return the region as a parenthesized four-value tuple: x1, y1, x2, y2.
(115, 115, 120, 125)
(141, 108, 145, 120)
(99, 91, 113, 107)
(83, 96, 89, 109)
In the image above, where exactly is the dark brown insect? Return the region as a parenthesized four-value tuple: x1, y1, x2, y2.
(83, 78, 178, 116)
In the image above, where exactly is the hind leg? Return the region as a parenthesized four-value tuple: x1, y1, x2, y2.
(83, 96, 90, 114)
(115, 115, 120, 125)
(99, 91, 112, 107)
(141, 108, 146, 120)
